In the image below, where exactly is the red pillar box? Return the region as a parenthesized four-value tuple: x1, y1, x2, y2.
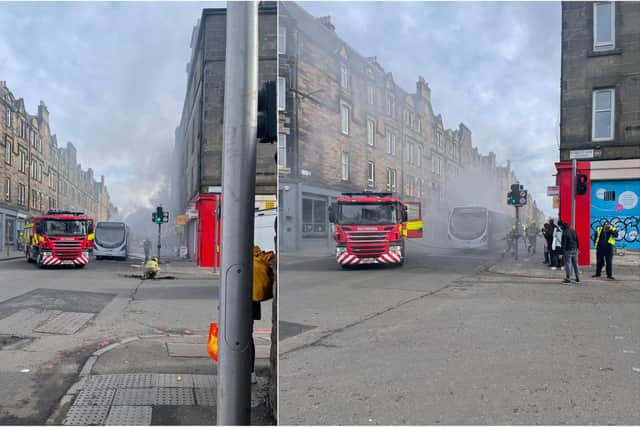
(555, 161, 591, 266)
(195, 194, 222, 268)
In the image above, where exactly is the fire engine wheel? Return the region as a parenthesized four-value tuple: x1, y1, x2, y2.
(340, 264, 352, 269)
(36, 254, 45, 268)
(76, 263, 86, 269)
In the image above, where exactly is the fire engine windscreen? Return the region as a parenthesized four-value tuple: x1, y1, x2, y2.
(44, 220, 89, 236)
(449, 208, 487, 240)
(337, 203, 398, 226)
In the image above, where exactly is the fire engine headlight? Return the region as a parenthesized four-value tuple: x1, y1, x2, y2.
(42, 251, 52, 257)
(336, 247, 347, 253)
(389, 245, 402, 252)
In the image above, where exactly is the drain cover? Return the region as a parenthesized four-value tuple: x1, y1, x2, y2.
(34, 311, 94, 335)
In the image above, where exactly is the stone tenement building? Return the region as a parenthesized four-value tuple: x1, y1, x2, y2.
(556, 2, 640, 257)
(278, 2, 543, 251)
(172, 3, 277, 267)
(0, 82, 117, 249)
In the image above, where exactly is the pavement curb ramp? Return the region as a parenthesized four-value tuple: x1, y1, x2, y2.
(46, 331, 272, 425)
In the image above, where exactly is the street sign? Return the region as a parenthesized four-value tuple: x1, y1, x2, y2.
(547, 186, 560, 196)
(569, 149, 594, 160)
(176, 214, 187, 225)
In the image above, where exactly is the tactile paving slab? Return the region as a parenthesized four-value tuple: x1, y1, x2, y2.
(112, 388, 156, 406)
(117, 373, 155, 389)
(34, 311, 94, 335)
(105, 405, 152, 425)
(154, 373, 194, 388)
(74, 388, 116, 406)
(63, 405, 110, 425)
(84, 374, 124, 389)
(155, 387, 195, 405)
(195, 387, 216, 406)
(192, 374, 216, 389)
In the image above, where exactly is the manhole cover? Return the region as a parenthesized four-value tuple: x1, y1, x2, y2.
(279, 320, 316, 340)
(34, 311, 94, 335)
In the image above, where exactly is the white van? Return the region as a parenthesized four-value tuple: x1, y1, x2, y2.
(254, 209, 276, 252)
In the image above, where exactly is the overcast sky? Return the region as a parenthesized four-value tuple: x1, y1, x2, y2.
(0, 1, 221, 218)
(302, 1, 561, 216)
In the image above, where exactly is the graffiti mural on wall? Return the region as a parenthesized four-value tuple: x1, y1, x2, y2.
(590, 180, 640, 250)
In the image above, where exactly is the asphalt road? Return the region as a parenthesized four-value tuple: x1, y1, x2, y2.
(0, 256, 270, 424)
(279, 240, 640, 425)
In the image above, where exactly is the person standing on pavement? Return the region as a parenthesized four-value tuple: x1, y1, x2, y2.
(143, 239, 151, 263)
(542, 222, 550, 264)
(544, 219, 555, 265)
(552, 220, 564, 269)
(561, 221, 579, 283)
(526, 220, 538, 254)
(592, 220, 618, 280)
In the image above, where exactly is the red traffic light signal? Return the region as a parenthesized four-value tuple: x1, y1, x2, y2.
(576, 174, 588, 195)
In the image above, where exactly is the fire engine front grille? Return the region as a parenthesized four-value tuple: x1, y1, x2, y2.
(351, 244, 386, 257)
(347, 231, 387, 243)
(52, 241, 82, 259)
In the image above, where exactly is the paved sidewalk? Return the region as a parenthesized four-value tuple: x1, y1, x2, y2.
(489, 249, 639, 282)
(0, 248, 24, 261)
(49, 332, 273, 425)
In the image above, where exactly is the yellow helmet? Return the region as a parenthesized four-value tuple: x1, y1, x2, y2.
(151, 257, 158, 262)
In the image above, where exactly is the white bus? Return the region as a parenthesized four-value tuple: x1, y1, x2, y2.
(94, 221, 129, 260)
(448, 206, 512, 250)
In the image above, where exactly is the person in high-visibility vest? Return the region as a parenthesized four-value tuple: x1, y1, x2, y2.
(592, 221, 618, 280)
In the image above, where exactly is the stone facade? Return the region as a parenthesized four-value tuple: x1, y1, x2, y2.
(278, 2, 544, 251)
(0, 82, 116, 248)
(560, 1, 640, 161)
(172, 3, 277, 215)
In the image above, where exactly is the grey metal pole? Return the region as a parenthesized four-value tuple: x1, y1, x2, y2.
(216, 2, 258, 425)
(157, 223, 161, 261)
(571, 159, 577, 228)
(515, 205, 519, 260)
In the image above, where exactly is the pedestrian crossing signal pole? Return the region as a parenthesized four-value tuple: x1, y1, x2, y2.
(217, 2, 258, 425)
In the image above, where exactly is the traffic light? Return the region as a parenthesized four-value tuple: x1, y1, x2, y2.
(508, 184, 526, 206)
(155, 206, 164, 224)
(576, 174, 588, 195)
(257, 80, 277, 143)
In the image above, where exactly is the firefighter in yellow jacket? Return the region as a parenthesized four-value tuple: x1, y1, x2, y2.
(592, 221, 618, 280)
(144, 257, 160, 280)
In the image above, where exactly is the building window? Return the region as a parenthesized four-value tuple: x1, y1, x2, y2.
(386, 168, 397, 192)
(5, 218, 15, 244)
(19, 119, 26, 138)
(19, 150, 26, 173)
(277, 77, 286, 111)
(417, 119, 422, 133)
(31, 189, 37, 208)
(340, 64, 350, 89)
(341, 152, 350, 181)
(4, 177, 10, 201)
(367, 86, 375, 105)
(594, 2, 615, 51)
(277, 133, 287, 168)
(592, 88, 614, 140)
(367, 119, 375, 146)
(386, 132, 392, 154)
(4, 137, 10, 165)
(407, 142, 413, 164)
(367, 161, 375, 187)
(340, 104, 350, 135)
(417, 178, 423, 198)
(278, 25, 286, 54)
(391, 133, 396, 155)
(302, 198, 327, 238)
(4, 108, 11, 128)
(18, 183, 25, 206)
(416, 145, 422, 167)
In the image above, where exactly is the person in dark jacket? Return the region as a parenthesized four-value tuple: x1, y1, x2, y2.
(542, 222, 550, 264)
(561, 222, 579, 283)
(544, 219, 556, 267)
(592, 221, 619, 280)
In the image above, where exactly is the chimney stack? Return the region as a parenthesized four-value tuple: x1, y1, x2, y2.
(416, 76, 431, 101)
(317, 16, 335, 31)
(38, 101, 49, 123)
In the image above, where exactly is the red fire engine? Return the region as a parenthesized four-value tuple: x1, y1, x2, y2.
(24, 210, 95, 268)
(329, 192, 423, 267)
